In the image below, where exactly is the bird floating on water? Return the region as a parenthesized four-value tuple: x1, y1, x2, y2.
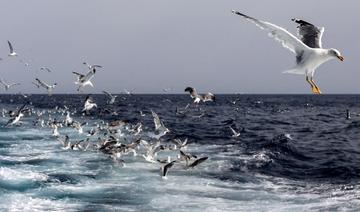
(231, 10, 344, 94)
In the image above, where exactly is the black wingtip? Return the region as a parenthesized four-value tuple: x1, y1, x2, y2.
(291, 18, 313, 26)
(231, 10, 242, 16)
(184, 87, 193, 93)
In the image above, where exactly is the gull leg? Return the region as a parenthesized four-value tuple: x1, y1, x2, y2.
(310, 77, 322, 94)
(306, 76, 319, 94)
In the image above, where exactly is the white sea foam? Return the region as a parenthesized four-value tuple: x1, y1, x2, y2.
(0, 194, 81, 212)
(0, 167, 48, 185)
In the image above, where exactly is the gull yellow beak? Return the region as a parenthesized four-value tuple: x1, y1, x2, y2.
(337, 55, 344, 61)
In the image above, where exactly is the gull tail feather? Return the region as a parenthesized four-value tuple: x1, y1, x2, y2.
(282, 68, 305, 75)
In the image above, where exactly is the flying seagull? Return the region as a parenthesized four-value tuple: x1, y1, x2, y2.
(34, 78, 57, 96)
(0, 79, 20, 91)
(40, 67, 52, 72)
(184, 87, 215, 103)
(83, 95, 97, 114)
(231, 10, 344, 94)
(152, 110, 170, 134)
(72, 68, 97, 91)
(102, 91, 117, 104)
(7, 41, 17, 57)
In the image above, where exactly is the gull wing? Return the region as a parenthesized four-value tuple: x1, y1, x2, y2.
(188, 156, 208, 168)
(151, 110, 162, 130)
(83, 62, 102, 69)
(35, 78, 50, 89)
(232, 10, 309, 54)
(7, 40, 14, 53)
(72, 72, 85, 82)
(0, 79, 7, 87)
(40, 67, 52, 72)
(9, 83, 20, 88)
(161, 160, 176, 177)
(16, 103, 27, 115)
(102, 91, 113, 98)
(292, 18, 324, 48)
(184, 87, 199, 99)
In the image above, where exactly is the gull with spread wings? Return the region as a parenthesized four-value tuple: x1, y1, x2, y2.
(72, 68, 98, 92)
(34, 78, 57, 96)
(232, 10, 344, 94)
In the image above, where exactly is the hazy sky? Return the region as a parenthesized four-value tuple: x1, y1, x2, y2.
(0, 0, 358, 94)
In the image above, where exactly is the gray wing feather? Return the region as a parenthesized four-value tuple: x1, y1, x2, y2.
(292, 19, 324, 48)
(7, 41, 14, 53)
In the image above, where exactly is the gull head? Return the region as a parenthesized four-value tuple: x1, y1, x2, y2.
(329, 48, 344, 62)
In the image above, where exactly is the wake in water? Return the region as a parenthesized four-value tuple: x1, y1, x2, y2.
(1, 94, 360, 211)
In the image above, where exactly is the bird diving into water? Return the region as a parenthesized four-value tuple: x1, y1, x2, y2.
(231, 10, 344, 94)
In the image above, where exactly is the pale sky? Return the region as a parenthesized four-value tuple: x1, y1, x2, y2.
(0, 0, 358, 94)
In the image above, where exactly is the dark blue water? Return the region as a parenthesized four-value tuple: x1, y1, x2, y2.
(1, 94, 360, 211)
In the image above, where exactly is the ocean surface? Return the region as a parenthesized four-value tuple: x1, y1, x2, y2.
(1, 94, 360, 211)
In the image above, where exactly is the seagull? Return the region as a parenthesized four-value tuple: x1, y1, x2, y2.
(83, 62, 102, 70)
(102, 91, 117, 104)
(231, 10, 344, 94)
(82, 95, 97, 114)
(57, 135, 71, 149)
(40, 67, 52, 72)
(5, 104, 27, 126)
(184, 87, 215, 103)
(35, 78, 57, 96)
(71, 121, 87, 134)
(7, 41, 17, 57)
(151, 110, 170, 138)
(0, 79, 20, 91)
(162, 87, 172, 93)
(171, 138, 188, 149)
(72, 68, 97, 91)
(178, 150, 197, 166)
(229, 97, 240, 105)
(229, 126, 240, 138)
(51, 123, 60, 137)
(65, 111, 73, 126)
(123, 88, 134, 95)
(139, 110, 146, 117)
